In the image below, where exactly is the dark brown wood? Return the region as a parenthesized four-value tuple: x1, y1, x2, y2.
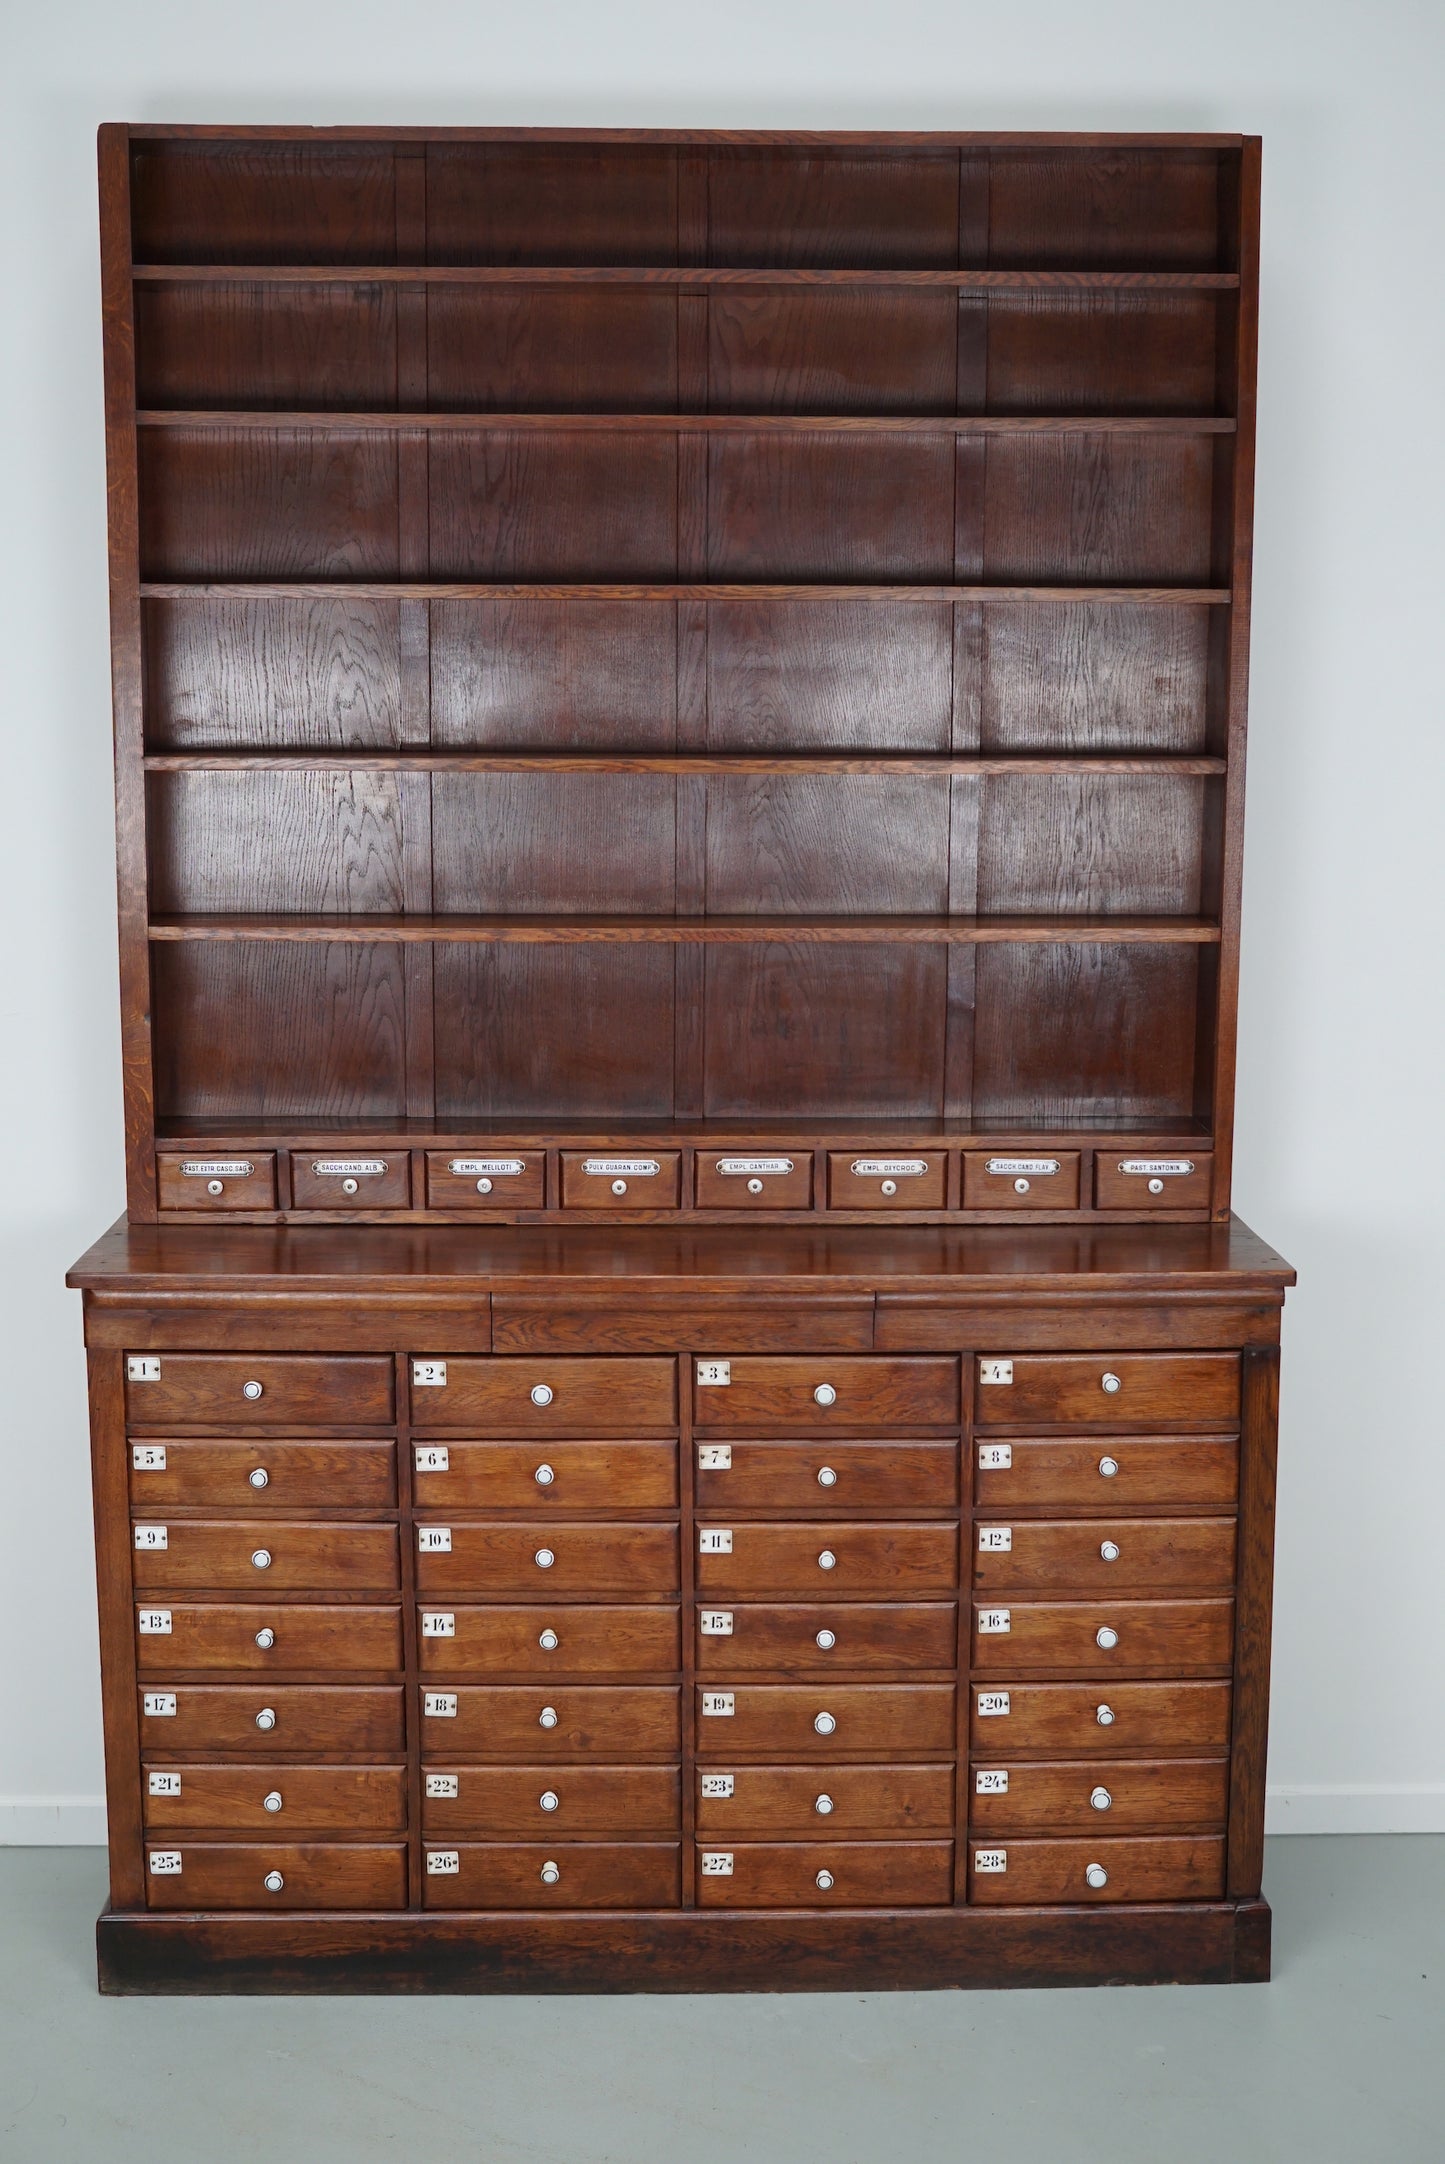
(692, 1355, 958, 1429)
(131, 1519, 400, 1592)
(423, 1843, 682, 1910)
(967, 1834, 1223, 1905)
(134, 1603, 403, 1672)
(413, 1440, 678, 1510)
(416, 1604, 680, 1676)
(971, 1517, 1236, 1594)
(128, 1437, 397, 1509)
(143, 1842, 409, 1910)
(697, 1841, 953, 1907)
(696, 1682, 956, 1756)
(411, 1355, 677, 1430)
(973, 1352, 1240, 1425)
(138, 1683, 405, 1753)
(1227, 1347, 1278, 1897)
(695, 1522, 959, 1597)
(419, 1767, 681, 1837)
(969, 1597, 1234, 1675)
(695, 1762, 955, 1833)
(694, 1439, 958, 1511)
(697, 1602, 958, 1674)
(124, 1352, 394, 1425)
(425, 1686, 682, 1758)
(414, 1522, 680, 1597)
(142, 1765, 408, 1832)
(968, 1757, 1227, 1835)
(974, 1435, 1238, 1511)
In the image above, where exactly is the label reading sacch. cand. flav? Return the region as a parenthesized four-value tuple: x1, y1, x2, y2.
(985, 1157, 1060, 1177)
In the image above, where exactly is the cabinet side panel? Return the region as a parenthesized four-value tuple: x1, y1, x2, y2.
(88, 1346, 144, 1908)
(1227, 1344, 1279, 1898)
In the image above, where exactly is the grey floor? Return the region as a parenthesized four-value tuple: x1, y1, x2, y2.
(1, 1840, 1442, 2163)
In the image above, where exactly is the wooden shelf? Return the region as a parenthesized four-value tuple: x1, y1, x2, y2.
(132, 263, 1242, 289)
(142, 750, 1228, 776)
(153, 1113, 1217, 1142)
(147, 913, 1223, 946)
(139, 581, 1233, 605)
(136, 409, 1236, 435)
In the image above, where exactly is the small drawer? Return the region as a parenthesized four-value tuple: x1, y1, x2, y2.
(962, 1151, 1081, 1210)
(128, 1437, 396, 1511)
(974, 1353, 1240, 1426)
(124, 1352, 394, 1427)
(423, 1841, 681, 1909)
(695, 1438, 957, 1512)
(145, 1841, 407, 1911)
(420, 1686, 681, 1759)
(697, 1840, 953, 1908)
(417, 1605, 680, 1678)
(414, 1439, 677, 1510)
(420, 1764, 680, 1837)
(969, 1680, 1231, 1757)
(290, 1153, 411, 1210)
(131, 1519, 400, 1594)
(972, 1517, 1236, 1594)
(695, 1763, 955, 1835)
(135, 1602, 402, 1674)
(696, 1522, 957, 1597)
(697, 1683, 954, 1757)
(967, 1834, 1224, 1905)
(971, 1597, 1234, 1675)
(415, 1521, 679, 1597)
(694, 1356, 958, 1429)
(975, 1435, 1238, 1511)
(425, 1151, 546, 1210)
(142, 1764, 408, 1834)
(694, 1151, 813, 1209)
(1095, 1152, 1213, 1210)
(138, 1684, 404, 1755)
(412, 1355, 676, 1431)
(697, 1602, 957, 1675)
(826, 1152, 947, 1211)
(560, 1152, 682, 1210)
(156, 1152, 277, 1211)
(968, 1757, 1228, 1837)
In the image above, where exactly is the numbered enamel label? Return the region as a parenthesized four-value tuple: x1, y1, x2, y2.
(148, 1771, 183, 1797)
(699, 1610, 734, 1636)
(700, 1852, 734, 1875)
(148, 1850, 183, 1876)
(131, 1445, 167, 1470)
(134, 1525, 168, 1550)
(421, 1612, 456, 1638)
(143, 1693, 177, 1717)
(700, 1774, 735, 1798)
(697, 1444, 732, 1471)
(701, 1692, 735, 1718)
(423, 1692, 458, 1719)
(412, 1360, 448, 1388)
(977, 1526, 1013, 1552)
(977, 1608, 1011, 1634)
(414, 1445, 450, 1473)
(417, 1527, 452, 1552)
(695, 1361, 731, 1388)
(425, 1774, 460, 1799)
(976, 1690, 1010, 1718)
(426, 1850, 460, 1875)
(137, 1609, 172, 1635)
(973, 1849, 1008, 1874)
(698, 1528, 733, 1554)
(974, 1769, 1009, 1794)
(977, 1443, 1012, 1470)
(978, 1359, 1014, 1386)
(126, 1355, 161, 1382)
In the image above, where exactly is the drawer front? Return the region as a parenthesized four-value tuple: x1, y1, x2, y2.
(968, 1757, 1228, 1836)
(413, 1356, 677, 1430)
(156, 1152, 277, 1212)
(414, 1439, 677, 1510)
(697, 1683, 955, 1757)
(968, 1834, 1224, 1905)
(972, 1518, 1236, 1594)
(124, 1353, 394, 1427)
(698, 1841, 953, 1908)
(135, 1603, 402, 1674)
(1095, 1152, 1213, 1210)
(131, 1520, 400, 1594)
(420, 1765, 680, 1837)
(694, 1151, 813, 1209)
(142, 1764, 408, 1833)
(290, 1154, 411, 1210)
(415, 1523, 679, 1597)
(961, 1151, 1081, 1210)
(560, 1152, 682, 1210)
(975, 1353, 1240, 1426)
(697, 1602, 957, 1674)
(145, 1841, 407, 1911)
(425, 1150, 546, 1210)
(129, 1438, 396, 1511)
(826, 1153, 948, 1211)
(695, 1439, 958, 1512)
(417, 1604, 680, 1677)
(695, 1356, 959, 1429)
(975, 1435, 1238, 1511)
(696, 1522, 958, 1596)
(138, 1685, 404, 1754)
(422, 1686, 681, 1758)
(423, 1842, 681, 1909)
(970, 1681, 1231, 1757)
(696, 1763, 955, 1835)
(971, 1598, 1234, 1675)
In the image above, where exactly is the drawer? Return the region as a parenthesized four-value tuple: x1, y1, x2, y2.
(826, 1152, 948, 1211)
(697, 1683, 954, 1757)
(968, 1834, 1224, 1905)
(129, 1437, 396, 1511)
(696, 1763, 954, 1835)
(423, 1841, 681, 1909)
(131, 1519, 400, 1593)
(420, 1686, 681, 1758)
(426, 1150, 546, 1210)
(412, 1355, 676, 1430)
(697, 1602, 956, 1674)
(694, 1439, 958, 1512)
(697, 1841, 953, 1908)
(969, 1680, 1231, 1757)
(415, 1522, 679, 1597)
(694, 1356, 958, 1429)
(142, 1763, 407, 1833)
(135, 1603, 402, 1674)
(413, 1439, 677, 1510)
(696, 1522, 957, 1596)
(962, 1151, 1081, 1210)
(975, 1352, 1239, 1426)
(145, 1841, 407, 1911)
(156, 1152, 277, 1211)
(124, 1353, 394, 1427)
(971, 1597, 1234, 1675)
(968, 1757, 1228, 1836)
(559, 1152, 682, 1210)
(420, 1764, 680, 1837)
(694, 1151, 813, 1209)
(972, 1517, 1236, 1594)
(289, 1153, 411, 1210)
(1095, 1152, 1213, 1210)
(417, 1604, 679, 1677)
(975, 1434, 1238, 1511)
(138, 1684, 404, 1754)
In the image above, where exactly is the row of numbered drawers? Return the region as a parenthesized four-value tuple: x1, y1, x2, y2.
(159, 1148, 1214, 1216)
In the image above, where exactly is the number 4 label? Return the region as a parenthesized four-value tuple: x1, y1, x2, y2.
(979, 1359, 1014, 1386)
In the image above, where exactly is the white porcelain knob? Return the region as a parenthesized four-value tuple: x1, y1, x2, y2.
(747, 1177, 763, 1194)
(530, 1384, 553, 1406)
(248, 1467, 269, 1490)
(814, 1711, 836, 1735)
(539, 1790, 559, 1813)
(1096, 1704, 1115, 1726)
(815, 1629, 836, 1651)
(814, 1794, 834, 1815)
(818, 1549, 837, 1571)
(1014, 1177, 1030, 1194)
(263, 1791, 283, 1813)
(1090, 1787, 1113, 1812)
(1096, 1625, 1119, 1650)
(251, 1549, 272, 1571)
(540, 1861, 561, 1885)
(1101, 1372, 1122, 1395)
(1148, 1177, 1164, 1194)
(207, 1179, 224, 1196)
(255, 1707, 276, 1731)
(880, 1179, 897, 1197)
(538, 1629, 559, 1651)
(476, 1176, 493, 1194)
(816, 1869, 835, 1889)
(534, 1463, 555, 1487)
(817, 1465, 838, 1488)
(813, 1383, 837, 1407)
(535, 1548, 555, 1570)
(611, 1179, 628, 1196)
(1098, 1456, 1119, 1479)
(1100, 1540, 1120, 1563)
(243, 1380, 263, 1401)
(264, 1870, 284, 1893)
(538, 1705, 559, 1729)
(342, 1177, 359, 1195)
(1085, 1863, 1109, 1889)
(254, 1627, 275, 1650)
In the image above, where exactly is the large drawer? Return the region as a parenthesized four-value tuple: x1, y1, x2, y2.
(971, 1597, 1233, 1675)
(138, 1684, 404, 1754)
(695, 1763, 954, 1835)
(697, 1683, 954, 1757)
(968, 1834, 1225, 1905)
(417, 1605, 680, 1677)
(423, 1842, 681, 1909)
(694, 1439, 958, 1512)
(968, 1757, 1228, 1836)
(131, 1520, 400, 1594)
(414, 1523, 679, 1597)
(420, 1686, 681, 1758)
(125, 1354, 394, 1427)
(695, 1522, 958, 1596)
(129, 1438, 396, 1511)
(970, 1681, 1231, 1757)
(135, 1603, 402, 1674)
(972, 1518, 1236, 1594)
(420, 1764, 680, 1837)
(697, 1841, 953, 1908)
(412, 1440, 677, 1510)
(142, 1764, 408, 1833)
(975, 1354, 1239, 1426)
(145, 1841, 407, 1911)
(696, 1602, 957, 1674)
(975, 1435, 1238, 1511)
(411, 1356, 676, 1430)
(693, 1357, 958, 1430)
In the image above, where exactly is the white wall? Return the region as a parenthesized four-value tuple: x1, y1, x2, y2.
(2, 0, 1442, 1842)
